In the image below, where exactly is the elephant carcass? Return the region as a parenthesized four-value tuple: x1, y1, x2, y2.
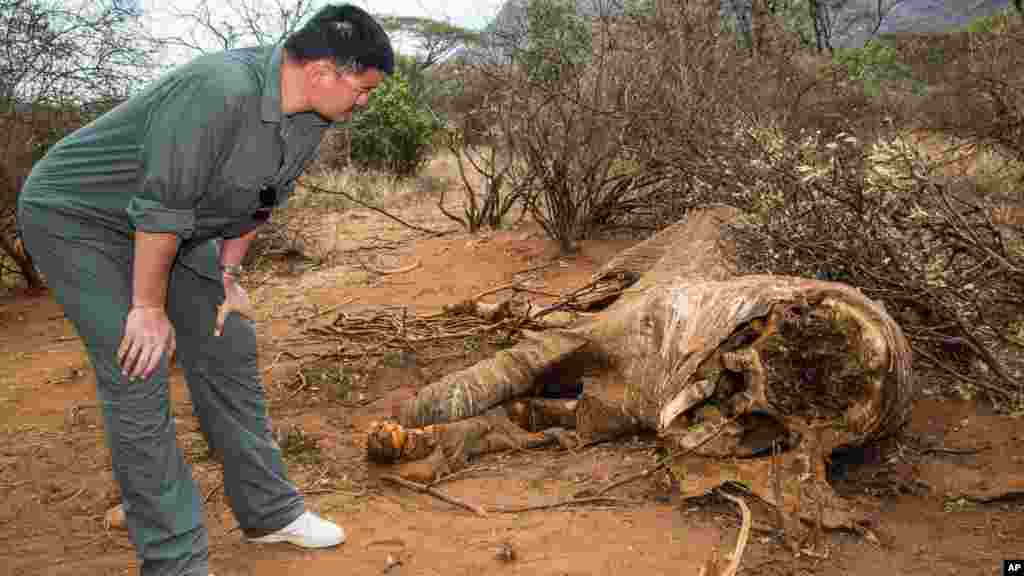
(367, 207, 916, 530)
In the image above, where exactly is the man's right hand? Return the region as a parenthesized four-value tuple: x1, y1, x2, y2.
(118, 307, 176, 381)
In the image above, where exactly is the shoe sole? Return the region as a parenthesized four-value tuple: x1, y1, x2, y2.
(247, 534, 345, 549)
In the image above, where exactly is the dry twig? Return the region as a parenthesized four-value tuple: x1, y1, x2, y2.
(299, 179, 450, 236)
(427, 465, 500, 488)
(921, 445, 989, 456)
(303, 305, 523, 362)
(288, 369, 310, 400)
(716, 488, 753, 576)
(355, 254, 422, 275)
(380, 474, 489, 517)
(772, 439, 784, 534)
(204, 482, 223, 505)
(582, 415, 738, 498)
(471, 282, 561, 302)
(489, 496, 642, 513)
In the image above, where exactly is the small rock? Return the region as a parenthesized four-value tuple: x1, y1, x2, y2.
(385, 553, 402, 571)
(495, 541, 516, 563)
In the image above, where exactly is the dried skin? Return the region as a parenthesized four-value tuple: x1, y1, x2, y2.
(371, 207, 916, 528)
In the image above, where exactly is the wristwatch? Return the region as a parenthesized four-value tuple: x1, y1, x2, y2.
(221, 264, 244, 278)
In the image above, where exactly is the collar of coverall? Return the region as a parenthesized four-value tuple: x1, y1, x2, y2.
(260, 43, 331, 127)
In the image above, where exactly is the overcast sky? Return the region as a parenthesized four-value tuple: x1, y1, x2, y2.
(139, 0, 502, 66)
(349, 0, 504, 28)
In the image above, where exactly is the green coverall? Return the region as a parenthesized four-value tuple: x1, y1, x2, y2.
(17, 44, 330, 575)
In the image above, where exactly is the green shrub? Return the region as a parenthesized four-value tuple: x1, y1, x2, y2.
(518, 0, 593, 85)
(964, 8, 1016, 34)
(834, 40, 912, 97)
(348, 70, 439, 177)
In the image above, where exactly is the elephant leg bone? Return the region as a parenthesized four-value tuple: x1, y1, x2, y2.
(506, 398, 579, 432)
(367, 404, 572, 482)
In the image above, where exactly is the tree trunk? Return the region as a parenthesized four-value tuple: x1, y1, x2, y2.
(0, 234, 44, 290)
(751, 0, 768, 60)
(810, 0, 824, 53)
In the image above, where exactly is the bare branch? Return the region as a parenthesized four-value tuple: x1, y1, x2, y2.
(153, 0, 317, 55)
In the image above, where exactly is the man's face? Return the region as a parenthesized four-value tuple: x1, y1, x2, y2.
(307, 63, 383, 122)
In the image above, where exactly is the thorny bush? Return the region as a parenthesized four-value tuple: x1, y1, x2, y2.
(491, 1, 1024, 408)
(726, 125, 1024, 409)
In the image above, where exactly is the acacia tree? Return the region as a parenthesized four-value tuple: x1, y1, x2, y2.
(376, 16, 480, 116)
(1, 0, 156, 290)
(378, 15, 480, 71)
(726, 0, 906, 53)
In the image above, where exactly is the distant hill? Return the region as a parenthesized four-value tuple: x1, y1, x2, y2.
(480, 0, 1015, 50)
(880, 0, 1012, 33)
(848, 0, 1012, 46)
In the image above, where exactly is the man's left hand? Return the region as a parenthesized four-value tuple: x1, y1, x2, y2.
(215, 275, 254, 337)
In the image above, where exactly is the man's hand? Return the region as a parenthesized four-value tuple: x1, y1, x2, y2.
(118, 307, 176, 380)
(215, 275, 254, 337)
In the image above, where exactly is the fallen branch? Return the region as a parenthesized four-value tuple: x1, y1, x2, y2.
(471, 283, 561, 302)
(380, 474, 489, 517)
(772, 440, 784, 535)
(427, 465, 500, 488)
(914, 347, 1017, 402)
(527, 278, 604, 322)
(921, 445, 990, 456)
(288, 369, 310, 400)
(304, 304, 522, 363)
(299, 298, 357, 323)
(53, 486, 87, 506)
(356, 255, 422, 276)
(261, 350, 326, 374)
(584, 415, 738, 498)
(204, 482, 223, 505)
(716, 488, 753, 576)
(513, 260, 562, 277)
(489, 496, 641, 514)
(299, 179, 451, 237)
(301, 487, 369, 497)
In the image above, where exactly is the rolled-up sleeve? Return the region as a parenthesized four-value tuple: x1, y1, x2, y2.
(129, 74, 246, 238)
(125, 196, 196, 236)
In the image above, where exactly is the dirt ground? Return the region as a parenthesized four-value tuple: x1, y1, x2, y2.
(2, 189, 1023, 576)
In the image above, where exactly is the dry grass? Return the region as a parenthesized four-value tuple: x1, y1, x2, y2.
(970, 148, 1024, 202)
(296, 150, 459, 212)
(910, 130, 1024, 196)
(243, 151, 463, 272)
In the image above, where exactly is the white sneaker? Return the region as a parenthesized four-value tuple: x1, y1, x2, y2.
(247, 511, 346, 548)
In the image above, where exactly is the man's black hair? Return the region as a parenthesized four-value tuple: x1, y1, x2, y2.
(284, 4, 394, 75)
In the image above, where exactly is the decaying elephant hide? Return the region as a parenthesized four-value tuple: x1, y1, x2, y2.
(366, 206, 916, 533)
